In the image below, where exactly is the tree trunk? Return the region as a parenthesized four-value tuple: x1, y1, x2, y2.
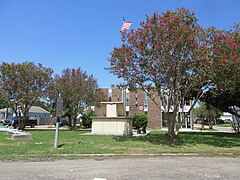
(19, 116, 26, 130)
(167, 112, 176, 138)
(72, 118, 77, 130)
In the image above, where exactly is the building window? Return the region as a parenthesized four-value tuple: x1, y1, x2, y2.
(144, 92, 148, 112)
(126, 89, 130, 106)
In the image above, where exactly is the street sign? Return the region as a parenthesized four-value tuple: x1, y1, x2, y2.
(56, 94, 63, 118)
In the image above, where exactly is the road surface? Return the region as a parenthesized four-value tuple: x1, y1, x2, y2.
(0, 156, 239, 180)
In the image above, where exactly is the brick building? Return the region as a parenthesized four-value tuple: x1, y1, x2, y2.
(94, 85, 193, 129)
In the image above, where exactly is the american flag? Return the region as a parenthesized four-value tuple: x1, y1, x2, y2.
(121, 22, 132, 33)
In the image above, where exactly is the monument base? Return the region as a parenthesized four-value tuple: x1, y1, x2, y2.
(12, 134, 32, 140)
(91, 117, 132, 136)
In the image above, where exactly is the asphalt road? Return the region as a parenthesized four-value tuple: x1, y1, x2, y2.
(0, 157, 239, 180)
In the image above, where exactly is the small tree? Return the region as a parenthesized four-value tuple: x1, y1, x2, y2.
(50, 68, 104, 130)
(0, 62, 53, 130)
(193, 102, 221, 129)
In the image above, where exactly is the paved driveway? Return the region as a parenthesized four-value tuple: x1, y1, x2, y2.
(0, 157, 239, 180)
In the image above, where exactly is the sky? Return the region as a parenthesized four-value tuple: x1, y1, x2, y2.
(0, 0, 239, 88)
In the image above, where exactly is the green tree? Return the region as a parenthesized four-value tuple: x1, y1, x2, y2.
(107, 8, 213, 138)
(0, 62, 53, 130)
(193, 102, 221, 129)
(50, 68, 104, 130)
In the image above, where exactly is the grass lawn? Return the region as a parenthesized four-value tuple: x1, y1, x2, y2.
(217, 123, 232, 127)
(0, 130, 240, 161)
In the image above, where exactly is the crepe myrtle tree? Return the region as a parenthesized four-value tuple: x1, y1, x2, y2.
(107, 8, 217, 137)
(51, 68, 105, 130)
(207, 24, 239, 91)
(202, 24, 240, 129)
(0, 62, 53, 130)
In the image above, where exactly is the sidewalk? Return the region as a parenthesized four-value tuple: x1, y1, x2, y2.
(158, 124, 233, 133)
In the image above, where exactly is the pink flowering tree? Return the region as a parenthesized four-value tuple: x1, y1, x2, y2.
(0, 62, 53, 130)
(208, 24, 239, 91)
(107, 8, 214, 137)
(203, 24, 240, 130)
(50, 68, 105, 130)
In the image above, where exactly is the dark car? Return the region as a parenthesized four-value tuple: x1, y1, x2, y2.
(11, 116, 37, 128)
(54, 119, 69, 127)
(216, 119, 225, 124)
(2, 119, 12, 126)
(201, 119, 214, 125)
(224, 119, 232, 123)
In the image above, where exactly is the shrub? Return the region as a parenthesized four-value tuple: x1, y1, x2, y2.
(81, 110, 96, 128)
(130, 113, 148, 129)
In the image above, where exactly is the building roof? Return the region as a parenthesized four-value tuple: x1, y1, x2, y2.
(29, 106, 50, 114)
(0, 108, 8, 113)
(0, 106, 50, 114)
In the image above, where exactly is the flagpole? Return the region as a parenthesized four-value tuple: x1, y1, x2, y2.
(122, 17, 125, 116)
(122, 16, 125, 102)
(120, 17, 132, 117)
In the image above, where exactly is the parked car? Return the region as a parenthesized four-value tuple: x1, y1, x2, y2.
(54, 119, 69, 127)
(2, 119, 12, 126)
(216, 119, 225, 124)
(11, 116, 37, 129)
(223, 119, 232, 123)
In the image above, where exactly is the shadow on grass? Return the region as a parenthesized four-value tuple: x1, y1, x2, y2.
(58, 144, 65, 148)
(114, 132, 184, 147)
(114, 131, 240, 148)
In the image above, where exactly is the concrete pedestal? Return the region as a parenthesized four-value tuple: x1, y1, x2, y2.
(12, 134, 32, 140)
(92, 117, 132, 136)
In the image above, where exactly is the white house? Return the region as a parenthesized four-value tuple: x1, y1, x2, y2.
(220, 112, 233, 121)
(0, 106, 50, 120)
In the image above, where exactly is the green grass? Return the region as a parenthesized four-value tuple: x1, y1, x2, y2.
(217, 123, 232, 127)
(0, 130, 240, 161)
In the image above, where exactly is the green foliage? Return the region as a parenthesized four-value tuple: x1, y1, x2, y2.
(193, 102, 222, 120)
(130, 113, 148, 129)
(48, 68, 105, 130)
(107, 8, 239, 137)
(0, 62, 53, 130)
(200, 24, 240, 119)
(193, 102, 222, 129)
(81, 110, 96, 128)
(107, 8, 213, 137)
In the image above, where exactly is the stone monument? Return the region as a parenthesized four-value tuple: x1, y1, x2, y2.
(91, 101, 132, 136)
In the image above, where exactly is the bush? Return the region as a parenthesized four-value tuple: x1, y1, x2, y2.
(130, 113, 148, 129)
(81, 110, 96, 128)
